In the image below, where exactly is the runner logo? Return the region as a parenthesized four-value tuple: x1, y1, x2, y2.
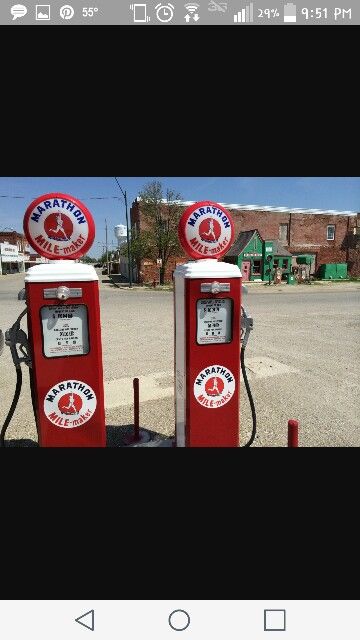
(44, 379, 97, 428)
(194, 365, 235, 408)
(24, 193, 95, 260)
(44, 211, 73, 242)
(199, 218, 222, 244)
(178, 201, 234, 260)
(58, 392, 82, 415)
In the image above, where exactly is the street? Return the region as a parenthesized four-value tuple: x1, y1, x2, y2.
(0, 272, 359, 446)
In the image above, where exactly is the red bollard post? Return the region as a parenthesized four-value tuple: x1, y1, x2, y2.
(133, 377, 140, 441)
(123, 377, 151, 446)
(288, 419, 299, 447)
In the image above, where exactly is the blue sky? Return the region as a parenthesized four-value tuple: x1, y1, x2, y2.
(0, 177, 359, 257)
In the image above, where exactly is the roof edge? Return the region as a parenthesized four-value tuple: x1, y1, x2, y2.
(133, 197, 357, 216)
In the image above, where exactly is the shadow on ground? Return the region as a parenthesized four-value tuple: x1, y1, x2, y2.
(3, 438, 38, 447)
(2, 427, 173, 447)
(107, 424, 173, 447)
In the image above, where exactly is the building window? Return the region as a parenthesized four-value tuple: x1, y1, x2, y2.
(283, 259, 288, 269)
(327, 225, 335, 240)
(252, 260, 262, 275)
(273, 259, 279, 268)
(279, 224, 289, 244)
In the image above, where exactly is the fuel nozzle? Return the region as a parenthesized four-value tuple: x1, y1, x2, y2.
(5, 309, 32, 369)
(241, 305, 254, 348)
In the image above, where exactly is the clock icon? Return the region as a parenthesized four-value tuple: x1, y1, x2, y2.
(155, 2, 174, 22)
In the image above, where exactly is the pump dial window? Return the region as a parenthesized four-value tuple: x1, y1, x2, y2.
(196, 298, 233, 345)
(41, 304, 89, 358)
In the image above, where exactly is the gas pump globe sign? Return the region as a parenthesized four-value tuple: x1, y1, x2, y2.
(23, 193, 95, 260)
(178, 201, 235, 260)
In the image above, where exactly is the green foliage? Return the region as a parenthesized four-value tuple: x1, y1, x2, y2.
(138, 180, 183, 284)
(81, 255, 97, 263)
(120, 229, 154, 263)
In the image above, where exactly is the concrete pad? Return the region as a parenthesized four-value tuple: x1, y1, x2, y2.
(105, 370, 174, 408)
(245, 356, 299, 379)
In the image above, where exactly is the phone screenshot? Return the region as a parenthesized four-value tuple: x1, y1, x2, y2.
(0, 177, 359, 448)
(0, 0, 357, 24)
(0, 601, 359, 638)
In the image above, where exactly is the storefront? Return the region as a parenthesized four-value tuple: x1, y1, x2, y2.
(223, 230, 292, 282)
(0, 243, 25, 275)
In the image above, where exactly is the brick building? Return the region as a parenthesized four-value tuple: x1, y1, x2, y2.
(130, 199, 360, 283)
(0, 230, 30, 275)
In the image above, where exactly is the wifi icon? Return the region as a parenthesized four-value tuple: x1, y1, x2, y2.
(184, 2, 200, 21)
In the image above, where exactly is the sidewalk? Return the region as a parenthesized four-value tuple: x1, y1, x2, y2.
(244, 280, 360, 293)
(101, 277, 360, 294)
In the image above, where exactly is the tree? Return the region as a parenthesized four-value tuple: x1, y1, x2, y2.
(138, 180, 183, 284)
(120, 229, 152, 263)
(81, 255, 97, 264)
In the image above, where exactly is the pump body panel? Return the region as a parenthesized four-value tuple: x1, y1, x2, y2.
(25, 262, 106, 447)
(174, 260, 242, 447)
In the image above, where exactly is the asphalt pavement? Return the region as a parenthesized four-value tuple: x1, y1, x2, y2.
(0, 272, 359, 447)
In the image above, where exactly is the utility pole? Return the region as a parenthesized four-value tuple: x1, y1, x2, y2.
(105, 218, 109, 276)
(114, 178, 132, 288)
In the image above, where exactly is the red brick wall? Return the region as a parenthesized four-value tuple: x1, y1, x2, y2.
(131, 200, 360, 281)
(130, 200, 141, 232)
(229, 209, 290, 243)
(290, 213, 349, 270)
(139, 257, 187, 284)
(0, 231, 27, 253)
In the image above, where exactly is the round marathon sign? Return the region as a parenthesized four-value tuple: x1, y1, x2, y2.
(23, 192, 95, 260)
(178, 201, 234, 260)
(44, 379, 97, 429)
(193, 364, 236, 409)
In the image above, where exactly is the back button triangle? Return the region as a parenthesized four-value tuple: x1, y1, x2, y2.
(75, 610, 95, 631)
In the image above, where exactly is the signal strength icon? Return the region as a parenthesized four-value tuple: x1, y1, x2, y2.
(233, 1, 254, 22)
(184, 2, 200, 21)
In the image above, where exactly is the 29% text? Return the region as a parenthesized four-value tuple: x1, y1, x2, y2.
(258, 8, 280, 17)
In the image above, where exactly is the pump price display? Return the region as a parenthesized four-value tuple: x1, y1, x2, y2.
(41, 304, 89, 358)
(197, 298, 232, 345)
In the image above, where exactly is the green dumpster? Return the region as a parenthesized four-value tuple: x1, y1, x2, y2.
(286, 273, 296, 285)
(335, 263, 348, 279)
(318, 263, 348, 279)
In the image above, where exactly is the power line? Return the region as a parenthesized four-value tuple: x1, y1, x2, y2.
(0, 195, 124, 200)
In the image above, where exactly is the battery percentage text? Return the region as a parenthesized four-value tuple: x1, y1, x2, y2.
(258, 8, 280, 17)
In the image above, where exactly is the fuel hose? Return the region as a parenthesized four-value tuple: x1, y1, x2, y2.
(240, 345, 257, 448)
(0, 367, 23, 448)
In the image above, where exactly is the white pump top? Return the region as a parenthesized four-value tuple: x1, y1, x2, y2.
(24, 261, 99, 283)
(174, 259, 242, 279)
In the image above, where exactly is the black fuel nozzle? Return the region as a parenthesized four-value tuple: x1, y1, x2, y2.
(4, 309, 32, 369)
(241, 305, 254, 348)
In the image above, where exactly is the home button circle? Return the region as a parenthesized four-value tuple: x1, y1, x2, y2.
(168, 610, 190, 631)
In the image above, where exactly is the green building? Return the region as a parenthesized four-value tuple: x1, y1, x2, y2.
(223, 229, 292, 282)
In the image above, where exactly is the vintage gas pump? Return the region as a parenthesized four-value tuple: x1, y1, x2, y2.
(174, 201, 255, 447)
(1, 193, 106, 447)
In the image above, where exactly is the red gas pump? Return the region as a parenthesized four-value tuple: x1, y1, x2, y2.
(1, 193, 106, 447)
(174, 201, 255, 447)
